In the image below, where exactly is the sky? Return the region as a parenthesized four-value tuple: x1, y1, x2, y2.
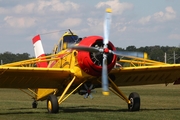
(0, 0, 180, 56)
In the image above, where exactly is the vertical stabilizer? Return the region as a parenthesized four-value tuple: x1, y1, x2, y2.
(32, 35, 48, 67)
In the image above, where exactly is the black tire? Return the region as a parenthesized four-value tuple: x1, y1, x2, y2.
(128, 92, 140, 111)
(32, 101, 37, 108)
(47, 95, 59, 113)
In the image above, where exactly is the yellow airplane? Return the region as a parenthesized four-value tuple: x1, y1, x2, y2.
(1, 8, 180, 114)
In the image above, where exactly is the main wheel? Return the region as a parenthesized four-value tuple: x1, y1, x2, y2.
(47, 95, 59, 113)
(128, 92, 140, 111)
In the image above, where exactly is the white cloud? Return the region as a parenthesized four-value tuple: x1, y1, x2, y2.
(0, 3, 35, 15)
(138, 16, 151, 25)
(59, 18, 82, 28)
(0, 7, 8, 14)
(4, 16, 36, 28)
(118, 26, 127, 32)
(13, 3, 35, 14)
(87, 18, 103, 34)
(96, 0, 133, 15)
(1, 0, 81, 29)
(139, 6, 176, 24)
(37, 0, 79, 14)
(0, 1, 79, 15)
(87, 18, 102, 27)
(0, 1, 180, 55)
(153, 6, 176, 22)
(168, 34, 180, 40)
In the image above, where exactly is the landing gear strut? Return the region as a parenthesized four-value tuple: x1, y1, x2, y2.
(47, 95, 59, 113)
(128, 92, 140, 111)
(108, 77, 140, 111)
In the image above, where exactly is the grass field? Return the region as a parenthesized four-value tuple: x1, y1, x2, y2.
(0, 84, 180, 120)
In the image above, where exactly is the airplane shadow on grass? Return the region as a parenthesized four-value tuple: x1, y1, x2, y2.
(60, 106, 180, 113)
(1, 106, 180, 115)
(0, 108, 45, 115)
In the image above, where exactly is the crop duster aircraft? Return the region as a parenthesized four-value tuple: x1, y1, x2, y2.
(1, 8, 180, 113)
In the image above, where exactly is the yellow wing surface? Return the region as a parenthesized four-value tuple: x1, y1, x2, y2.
(1, 54, 180, 89)
(1, 64, 180, 88)
(0, 67, 73, 88)
(111, 64, 180, 86)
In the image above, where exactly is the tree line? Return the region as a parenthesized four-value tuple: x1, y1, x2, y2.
(1, 45, 180, 64)
(117, 45, 180, 63)
(0, 52, 31, 64)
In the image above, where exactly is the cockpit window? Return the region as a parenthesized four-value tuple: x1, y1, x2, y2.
(63, 35, 78, 43)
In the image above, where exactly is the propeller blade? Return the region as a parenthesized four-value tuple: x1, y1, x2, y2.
(89, 84, 94, 90)
(102, 54, 109, 95)
(69, 46, 99, 53)
(80, 90, 87, 93)
(103, 8, 112, 46)
(84, 93, 88, 98)
(114, 51, 146, 58)
(89, 94, 93, 99)
(84, 83, 88, 90)
(91, 90, 97, 93)
(101, 8, 112, 96)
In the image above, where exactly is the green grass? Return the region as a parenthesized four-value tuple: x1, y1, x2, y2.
(1, 84, 180, 120)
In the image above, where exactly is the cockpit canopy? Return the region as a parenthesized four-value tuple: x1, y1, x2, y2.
(63, 35, 78, 43)
(53, 31, 80, 54)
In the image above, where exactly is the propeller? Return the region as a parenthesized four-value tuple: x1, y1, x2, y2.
(69, 8, 146, 96)
(112, 51, 146, 58)
(101, 8, 112, 95)
(79, 83, 96, 99)
(69, 46, 99, 53)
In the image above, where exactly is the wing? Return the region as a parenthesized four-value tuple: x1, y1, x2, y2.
(0, 67, 73, 88)
(110, 64, 180, 86)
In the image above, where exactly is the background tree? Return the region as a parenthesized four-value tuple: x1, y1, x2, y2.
(1, 45, 180, 64)
(0, 52, 30, 64)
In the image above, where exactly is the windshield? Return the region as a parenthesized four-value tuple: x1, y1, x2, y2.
(63, 35, 78, 43)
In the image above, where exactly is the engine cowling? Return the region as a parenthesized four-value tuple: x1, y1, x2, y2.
(77, 36, 117, 76)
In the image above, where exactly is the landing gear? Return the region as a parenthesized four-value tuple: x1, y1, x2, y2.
(32, 100, 38, 108)
(47, 95, 59, 113)
(128, 92, 140, 111)
(108, 77, 141, 111)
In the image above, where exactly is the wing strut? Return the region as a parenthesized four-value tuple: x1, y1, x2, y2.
(108, 77, 131, 104)
(58, 76, 76, 104)
(58, 79, 87, 104)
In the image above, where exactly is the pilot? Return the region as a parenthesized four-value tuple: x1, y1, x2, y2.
(115, 57, 122, 68)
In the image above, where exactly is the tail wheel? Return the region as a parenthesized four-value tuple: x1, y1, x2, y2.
(128, 92, 140, 111)
(32, 101, 38, 108)
(47, 95, 59, 113)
